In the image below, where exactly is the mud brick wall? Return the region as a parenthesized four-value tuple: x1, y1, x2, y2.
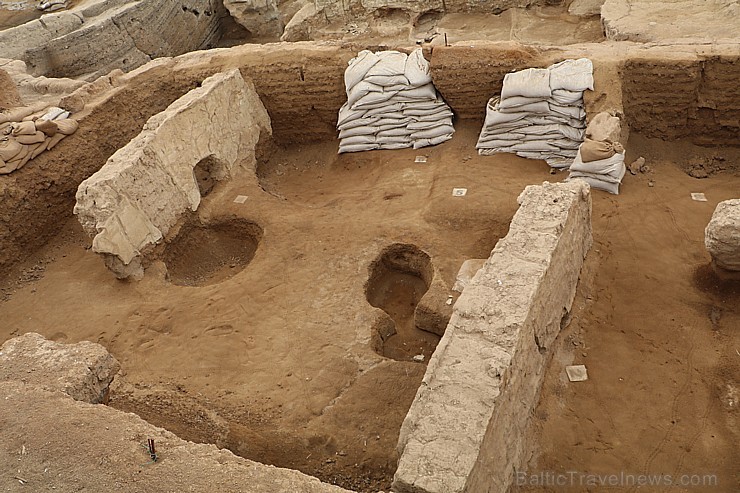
(620, 54, 740, 147)
(393, 180, 592, 493)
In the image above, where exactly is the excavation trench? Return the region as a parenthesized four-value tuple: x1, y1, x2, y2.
(0, 41, 738, 493)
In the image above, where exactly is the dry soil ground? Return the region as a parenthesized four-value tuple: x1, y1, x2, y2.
(0, 123, 738, 491)
(0, 123, 543, 491)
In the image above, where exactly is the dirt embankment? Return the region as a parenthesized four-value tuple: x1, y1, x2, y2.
(0, 68, 203, 276)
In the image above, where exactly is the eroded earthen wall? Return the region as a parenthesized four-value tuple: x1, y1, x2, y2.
(621, 55, 740, 147)
(393, 180, 592, 493)
(74, 69, 271, 279)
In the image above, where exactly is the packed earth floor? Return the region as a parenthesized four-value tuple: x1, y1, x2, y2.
(0, 122, 738, 491)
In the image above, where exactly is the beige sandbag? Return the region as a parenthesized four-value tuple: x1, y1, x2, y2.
(580, 138, 624, 163)
(0, 158, 18, 174)
(11, 120, 36, 136)
(46, 132, 66, 150)
(16, 131, 46, 145)
(29, 141, 47, 159)
(0, 138, 23, 161)
(9, 143, 30, 163)
(55, 118, 78, 135)
(585, 112, 621, 143)
(35, 119, 58, 137)
(14, 150, 34, 170)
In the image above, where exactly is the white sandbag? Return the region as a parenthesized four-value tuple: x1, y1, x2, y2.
(376, 135, 411, 145)
(549, 103, 585, 120)
(337, 48, 454, 154)
(354, 90, 399, 109)
(567, 175, 620, 194)
(345, 51, 381, 94)
(337, 103, 364, 128)
(404, 49, 433, 87)
(410, 125, 455, 140)
(39, 106, 67, 121)
(338, 126, 377, 139)
(498, 95, 547, 109)
(377, 127, 411, 137)
(366, 51, 407, 77)
(407, 117, 453, 131)
(483, 109, 528, 128)
(413, 133, 453, 149)
(477, 139, 520, 148)
(347, 81, 385, 107)
(404, 100, 446, 111)
(364, 74, 410, 87)
(341, 135, 377, 146)
(403, 106, 452, 117)
(552, 139, 583, 150)
(379, 142, 412, 150)
(549, 58, 594, 92)
(569, 168, 623, 185)
(339, 143, 379, 154)
(570, 149, 626, 178)
(395, 83, 438, 101)
(501, 68, 551, 99)
(414, 110, 454, 122)
(375, 117, 412, 127)
(550, 89, 583, 105)
(377, 122, 410, 131)
(364, 103, 403, 117)
(499, 100, 551, 115)
(509, 141, 559, 152)
(338, 116, 379, 131)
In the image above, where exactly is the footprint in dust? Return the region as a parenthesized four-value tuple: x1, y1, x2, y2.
(203, 324, 236, 337)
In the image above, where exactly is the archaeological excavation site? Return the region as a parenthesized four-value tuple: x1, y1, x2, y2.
(0, 0, 738, 491)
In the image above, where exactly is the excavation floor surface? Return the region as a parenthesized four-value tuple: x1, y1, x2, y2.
(0, 123, 738, 491)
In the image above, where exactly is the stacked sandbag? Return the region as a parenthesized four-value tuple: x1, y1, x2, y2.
(567, 112, 626, 194)
(476, 58, 593, 168)
(337, 49, 454, 153)
(0, 106, 78, 174)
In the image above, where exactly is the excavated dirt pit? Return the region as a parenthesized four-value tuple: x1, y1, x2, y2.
(161, 218, 262, 287)
(365, 243, 440, 361)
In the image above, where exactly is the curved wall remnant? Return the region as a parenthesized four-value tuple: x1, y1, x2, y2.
(394, 180, 592, 493)
(74, 69, 272, 279)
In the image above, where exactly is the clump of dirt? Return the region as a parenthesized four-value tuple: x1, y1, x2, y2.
(161, 217, 262, 286)
(685, 156, 730, 179)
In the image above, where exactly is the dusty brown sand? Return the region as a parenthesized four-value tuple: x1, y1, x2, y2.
(520, 137, 740, 492)
(0, 123, 541, 491)
(1, 123, 738, 491)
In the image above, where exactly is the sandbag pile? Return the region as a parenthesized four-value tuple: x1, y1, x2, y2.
(476, 58, 594, 168)
(567, 112, 626, 194)
(0, 107, 78, 174)
(337, 49, 454, 153)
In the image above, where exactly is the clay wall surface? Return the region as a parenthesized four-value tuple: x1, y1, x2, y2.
(393, 180, 592, 493)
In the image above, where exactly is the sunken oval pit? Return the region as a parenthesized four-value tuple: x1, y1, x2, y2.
(161, 217, 263, 287)
(366, 243, 440, 362)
